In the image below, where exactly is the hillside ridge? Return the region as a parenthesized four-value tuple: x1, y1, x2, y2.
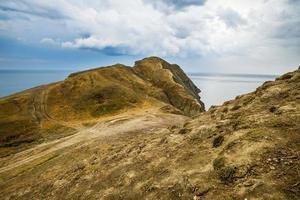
(0, 61, 299, 200)
(0, 57, 204, 157)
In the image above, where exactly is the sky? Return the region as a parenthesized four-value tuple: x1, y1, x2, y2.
(0, 0, 299, 74)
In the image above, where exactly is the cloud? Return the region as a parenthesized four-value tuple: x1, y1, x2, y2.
(61, 36, 131, 55)
(145, 0, 207, 10)
(165, 0, 206, 8)
(0, 1, 66, 19)
(40, 38, 59, 46)
(217, 8, 247, 28)
(0, 0, 299, 70)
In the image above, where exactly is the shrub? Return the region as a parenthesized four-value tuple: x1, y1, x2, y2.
(269, 106, 277, 113)
(218, 166, 236, 183)
(213, 157, 225, 170)
(212, 135, 224, 148)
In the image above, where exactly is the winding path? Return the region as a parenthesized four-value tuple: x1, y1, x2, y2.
(30, 87, 82, 130)
(0, 111, 187, 174)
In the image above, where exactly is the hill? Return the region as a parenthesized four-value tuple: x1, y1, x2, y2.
(0, 59, 299, 199)
(0, 57, 204, 157)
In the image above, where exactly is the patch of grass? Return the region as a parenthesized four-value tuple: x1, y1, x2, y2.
(222, 107, 228, 113)
(266, 117, 295, 128)
(91, 103, 124, 117)
(40, 124, 77, 141)
(178, 128, 191, 135)
(231, 105, 241, 111)
(82, 122, 97, 127)
(243, 129, 267, 141)
(0, 138, 35, 148)
(188, 133, 203, 144)
(213, 157, 225, 170)
(0, 123, 76, 158)
(224, 141, 237, 151)
(276, 72, 293, 80)
(0, 119, 39, 143)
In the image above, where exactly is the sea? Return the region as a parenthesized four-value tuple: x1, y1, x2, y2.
(0, 70, 278, 109)
(189, 73, 278, 108)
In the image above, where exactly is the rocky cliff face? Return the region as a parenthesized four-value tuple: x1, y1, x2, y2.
(134, 57, 205, 115)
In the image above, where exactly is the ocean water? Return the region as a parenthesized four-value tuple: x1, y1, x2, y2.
(0, 70, 73, 97)
(0, 70, 277, 109)
(189, 73, 278, 108)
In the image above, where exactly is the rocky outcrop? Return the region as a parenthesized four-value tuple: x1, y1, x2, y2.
(134, 57, 205, 115)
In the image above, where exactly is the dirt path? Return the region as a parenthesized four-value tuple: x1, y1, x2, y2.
(30, 87, 83, 130)
(0, 111, 187, 174)
(31, 87, 48, 124)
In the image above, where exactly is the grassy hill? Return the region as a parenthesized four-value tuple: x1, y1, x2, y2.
(0, 57, 204, 157)
(0, 59, 299, 199)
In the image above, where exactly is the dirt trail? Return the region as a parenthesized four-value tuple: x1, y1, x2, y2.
(31, 87, 48, 124)
(0, 111, 187, 174)
(30, 87, 83, 130)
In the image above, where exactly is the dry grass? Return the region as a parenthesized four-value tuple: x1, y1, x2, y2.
(0, 60, 299, 199)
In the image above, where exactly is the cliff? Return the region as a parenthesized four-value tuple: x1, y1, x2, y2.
(134, 57, 205, 116)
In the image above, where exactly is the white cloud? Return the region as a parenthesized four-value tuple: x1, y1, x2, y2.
(0, 0, 299, 72)
(40, 37, 59, 46)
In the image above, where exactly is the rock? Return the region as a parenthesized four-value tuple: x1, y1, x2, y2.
(134, 57, 205, 115)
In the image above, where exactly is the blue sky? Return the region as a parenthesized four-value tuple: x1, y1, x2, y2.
(0, 0, 299, 74)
